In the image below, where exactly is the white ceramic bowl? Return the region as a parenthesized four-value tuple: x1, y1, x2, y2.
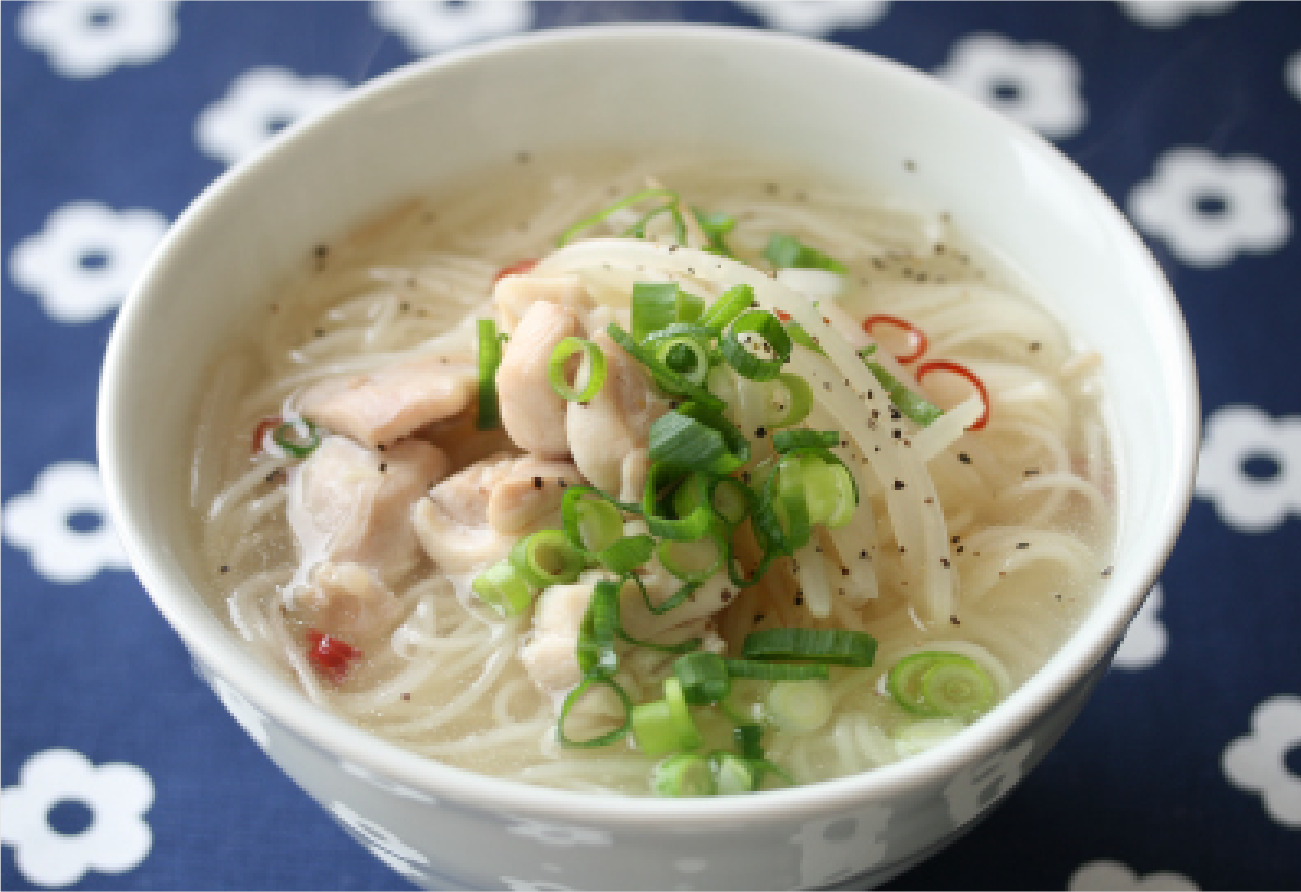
(98, 25, 1198, 891)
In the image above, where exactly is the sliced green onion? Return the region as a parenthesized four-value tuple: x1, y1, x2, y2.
(624, 203, 687, 245)
(765, 373, 813, 428)
(632, 677, 702, 756)
(649, 403, 750, 476)
(692, 207, 737, 258)
(772, 429, 841, 452)
(640, 462, 715, 543)
(657, 535, 724, 585)
(709, 477, 752, 527)
(632, 282, 680, 341)
(743, 628, 877, 667)
(509, 529, 585, 588)
(471, 559, 537, 617)
(785, 321, 826, 356)
(673, 652, 730, 704)
(548, 337, 605, 403)
(699, 284, 755, 333)
(720, 310, 793, 382)
(862, 353, 945, 427)
(724, 659, 830, 681)
(476, 318, 503, 430)
(651, 753, 715, 796)
(558, 188, 678, 247)
(273, 419, 321, 457)
(651, 336, 710, 385)
(577, 580, 621, 678)
(798, 456, 856, 529)
(607, 323, 725, 413)
(766, 679, 833, 733)
(888, 652, 996, 720)
(595, 534, 655, 574)
(616, 623, 702, 655)
(710, 752, 756, 795)
(557, 674, 632, 748)
(733, 723, 765, 761)
(561, 486, 630, 553)
(764, 232, 846, 273)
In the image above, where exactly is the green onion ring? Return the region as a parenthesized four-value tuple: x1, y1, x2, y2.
(548, 337, 606, 403)
(273, 419, 321, 458)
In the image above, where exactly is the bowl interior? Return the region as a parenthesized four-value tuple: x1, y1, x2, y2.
(99, 25, 1197, 819)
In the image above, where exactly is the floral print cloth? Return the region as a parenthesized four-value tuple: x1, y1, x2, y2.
(3, 2, 1299, 889)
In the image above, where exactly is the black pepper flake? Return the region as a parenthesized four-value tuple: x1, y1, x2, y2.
(754, 613, 766, 624)
(754, 426, 767, 439)
(859, 550, 868, 559)
(1024, 468, 1041, 477)
(314, 328, 325, 337)
(313, 243, 330, 259)
(1029, 341, 1042, 352)
(533, 476, 543, 490)
(794, 596, 804, 606)
(841, 567, 850, 576)
(1101, 566, 1114, 577)
(892, 429, 902, 439)
(958, 452, 972, 464)
(898, 546, 907, 554)
(400, 301, 412, 312)
(379, 462, 388, 473)
(950, 615, 961, 625)
(219, 565, 230, 574)
(401, 692, 411, 701)
(889, 407, 902, 420)
(1017, 542, 1030, 549)
(951, 535, 961, 543)
(956, 546, 964, 553)
(823, 381, 832, 391)
(940, 558, 951, 568)
(893, 479, 905, 490)
(516, 150, 531, 163)
(923, 497, 934, 504)
(904, 159, 916, 172)
(558, 479, 568, 488)
(721, 588, 733, 602)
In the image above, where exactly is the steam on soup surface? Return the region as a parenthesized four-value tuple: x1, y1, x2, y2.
(193, 158, 1112, 795)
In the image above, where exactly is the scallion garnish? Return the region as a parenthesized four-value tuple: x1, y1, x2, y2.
(691, 207, 737, 258)
(742, 628, 877, 667)
(471, 559, 537, 617)
(577, 580, 621, 678)
(651, 753, 715, 796)
(673, 652, 731, 705)
(723, 659, 830, 681)
(547, 337, 606, 403)
(632, 677, 702, 757)
(720, 310, 792, 382)
(887, 651, 996, 720)
(763, 232, 846, 273)
(476, 318, 503, 430)
(860, 349, 945, 427)
(557, 674, 632, 748)
(558, 188, 680, 247)
(508, 529, 585, 589)
(272, 419, 321, 458)
(771, 429, 841, 452)
(699, 284, 754, 333)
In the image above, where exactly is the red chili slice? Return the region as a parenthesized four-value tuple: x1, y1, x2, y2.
(914, 360, 990, 431)
(862, 315, 928, 365)
(306, 629, 362, 684)
(251, 416, 282, 454)
(492, 259, 538, 282)
(774, 309, 792, 322)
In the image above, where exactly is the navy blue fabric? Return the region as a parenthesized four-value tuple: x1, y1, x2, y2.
(4, 2, 1300, 890)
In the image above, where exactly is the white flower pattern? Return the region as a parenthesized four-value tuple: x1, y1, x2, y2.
(329, 801, 431, 884)
(936, 33, 1086, 140)
(1222, 695, 1301, 828)
(1113, 584, 1169, 670)
(733, 1, 888, 38)
(1286, 50, 1301, 104)
(372, 1, 533, 55)
(10, 202, 168, 324)
(195, 67, 348, 167)
(1069, 859, 1199, 890)
(1116, 0, 1236, 29)
(3, 461, 130, 584)
(1, 748, 154, 888)
(505, 816, 611, 847)
(16, 0, 178, 79)
(791, 806, 892, 888)
(944, 739, 1034, 826)
(1195, 405, 1301, 534)
(1128, 148, 1291, 268)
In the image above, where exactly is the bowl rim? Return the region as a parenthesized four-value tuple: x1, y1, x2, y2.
(98, 22, 1200, 826)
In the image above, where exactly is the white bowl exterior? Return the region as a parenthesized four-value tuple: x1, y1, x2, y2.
(99, 26, 1198, 891)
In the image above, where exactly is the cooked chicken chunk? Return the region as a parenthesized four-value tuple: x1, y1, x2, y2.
(496, 301, 582, 458)
(565, 331, 670, 502)
(298, 355, 475, 448)
(519, 579, 594, 696)
(412, 453, 580, 574)
(494, 272, 592, 333)
(285, 436, 448, 635)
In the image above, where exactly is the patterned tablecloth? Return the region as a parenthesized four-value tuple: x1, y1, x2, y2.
(4, 2, 1300, 890)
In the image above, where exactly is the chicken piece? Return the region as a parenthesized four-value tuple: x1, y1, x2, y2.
(519, 579, 594, 696)
(494, 273, 592, 332)
(412, 453, 580, 574)
(496, 301, 582, 457)
(285, 436, 448, 635)
(298, 355, 475, 448)
(566, 331, 670, 502)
